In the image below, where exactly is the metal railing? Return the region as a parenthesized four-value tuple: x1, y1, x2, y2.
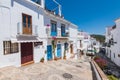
(17, 22, 38, 36)
(62, 32, 69, 37)
(91, 60, 109, 80)
(46, 27, 69, 38)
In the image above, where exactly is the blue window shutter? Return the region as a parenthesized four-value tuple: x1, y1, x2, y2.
(51, 22, 57, 36)
(61, 25, 66, 37)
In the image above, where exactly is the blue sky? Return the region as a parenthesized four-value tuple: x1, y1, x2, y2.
(45, 0, 120, 35)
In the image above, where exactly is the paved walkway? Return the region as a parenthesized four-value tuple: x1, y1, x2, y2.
(0, 56, 93, 80)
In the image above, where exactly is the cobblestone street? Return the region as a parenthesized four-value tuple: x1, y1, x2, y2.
(0, 57, 93, 80)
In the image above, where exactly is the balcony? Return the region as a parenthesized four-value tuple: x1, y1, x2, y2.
(17, 22, 38, 36)
(46, 27, 69, 39)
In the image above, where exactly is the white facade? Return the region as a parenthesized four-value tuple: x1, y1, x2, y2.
(77, 31, 100, 55)
(0, 0, 79, 67)
(77, 31, 91, 51)
(91, 37, 100, 53)
(105, 18, 120, 66)
(68, 24, 78, 59)
(44, 11, 68, 60)
(44, 10, 78, 60)
(0, 0, 47, 67)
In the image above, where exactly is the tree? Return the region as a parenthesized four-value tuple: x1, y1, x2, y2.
(91, 34, 105, 43)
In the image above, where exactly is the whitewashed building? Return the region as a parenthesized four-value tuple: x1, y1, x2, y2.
(91, 37, 101, 53)
(0, 0, 79, 67)
(68, 24, 78, 59)
(77, 31, 100, 56)
(44, 10, 69, 60)
(105, 18, 120, 66)
(44, 9, 78, 60)
(77, 31, 91, 52)
(0, 0, 47, 67)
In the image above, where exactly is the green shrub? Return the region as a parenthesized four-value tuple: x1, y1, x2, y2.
(107, 75, 118, 80)
(94, 56, 100, 60)
(40, 57, 44, 62)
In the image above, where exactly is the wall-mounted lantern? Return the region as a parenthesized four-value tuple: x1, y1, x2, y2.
(110, 38, 117, 45)
(107, 43, 111, 47)
(118, 54, 120, 57)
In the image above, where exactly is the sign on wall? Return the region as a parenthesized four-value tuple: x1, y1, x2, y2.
(34, 42, 43, 47)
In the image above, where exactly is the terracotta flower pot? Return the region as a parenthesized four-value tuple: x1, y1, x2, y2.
(54, 56, 58, 61)
(63, 56, 66, 59)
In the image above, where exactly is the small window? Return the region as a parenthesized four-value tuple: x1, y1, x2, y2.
(51, 21, 57, 32)
(114, 53, 115, 58)
(23, 15, 26, 27)
(61, 24, 65, 31)
(3, 41, 19, 55)
(80, 40, 82, 48)
(61, 24, 66, 36)
(22, 13, 32, 28)
(28, 16, 31, 28)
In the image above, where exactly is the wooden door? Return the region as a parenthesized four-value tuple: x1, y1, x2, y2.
(70, 44, 73, 54)
(22, 13, 32, 34)
(21, 43, 33, 64)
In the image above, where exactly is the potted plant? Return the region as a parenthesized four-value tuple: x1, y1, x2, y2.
(54, 56, 58, 61)
(52, 40, 57, 60)
(40, 57, 44, 63)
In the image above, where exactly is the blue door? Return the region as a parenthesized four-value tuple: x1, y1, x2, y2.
(57, 44, 61, 58)
(47, 45, 52, 60)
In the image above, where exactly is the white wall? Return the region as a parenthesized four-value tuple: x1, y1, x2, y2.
(34, 39, 47, 63)
(44, 12, 75, 59)
(0, 0, 80, 67)
(77, 31, 91, 51)
(0, 1, 20, 67)
(0, 0, 46, 67)
(69, 25, 78, 54)
(113, 20, 120, 66)
(106, 19, 120, 67)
